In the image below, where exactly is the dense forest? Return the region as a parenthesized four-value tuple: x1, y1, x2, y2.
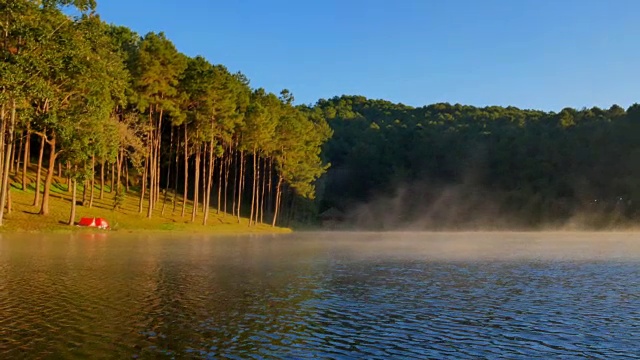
(0, 0, 331, 228)
(2, 1, 639, 231)
(316, 96, 640, 229)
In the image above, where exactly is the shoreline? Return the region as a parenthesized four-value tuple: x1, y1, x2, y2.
(0, 225, 292, 235)
(1, 176, 292, 235)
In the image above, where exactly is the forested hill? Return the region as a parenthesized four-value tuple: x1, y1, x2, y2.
(3, 2, 640, 231)
(315, 95, 640, 229)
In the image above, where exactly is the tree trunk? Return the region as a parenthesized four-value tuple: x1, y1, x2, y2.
(181, 123, 189, 217)
(138, 159, 147, 213)
(231, 146, 238, 217)
(236, 150, 245, 223)
(155, 109, 163, 209)
(116, 150, 123, 198)
(125, 159, 129, 192)
(200, 142, 206, 213)
(21, 130, 30, 190)
(57, 161, 62, 177)
(223, 144, 231, 214)
(249, 150, 257, 227)
(0, 104, 6, 187)
(200, 141, 207, 223)
(26, 132, 31, 167)
(110, 162, 115, 193)
(33, 135, 45, 206)
(82, 172, 88, 206)
(202, 141, 209, 225)
(15, 131, 22, 175)
(162, 125, 174, 215)
(259, 158, 267, 224)
(66, 162, 71, 193)
(68, 176, 77, 225)
(39, 137, 56, 216)
(191, 143, 201, 223)
(203, 139, 215, 226)
(146, 124, 154, 218)
(0, 99, 16, 225)
(217, 150, 223, 214)
(10, 129, 20, 175)
(272, 175, 283, 227)
(89, 155, 95, 208)
(100, 160, 105, 199)
(172, 126, 180, 213)
(266, 158, 273, 223)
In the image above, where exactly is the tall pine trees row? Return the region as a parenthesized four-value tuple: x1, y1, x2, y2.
(0, 1, 331, 227)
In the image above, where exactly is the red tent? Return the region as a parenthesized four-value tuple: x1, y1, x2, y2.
(94, 218, 109, 229)
(78, 217, 95, 227)
(77, 217, 110, 229)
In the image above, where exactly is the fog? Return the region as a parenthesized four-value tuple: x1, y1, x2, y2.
(3, 231, 640, 263)
(293, 231, 640, 262)
(334, 180, 634, 231)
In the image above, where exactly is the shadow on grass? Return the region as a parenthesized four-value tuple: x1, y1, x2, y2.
(89, 203, 114, 211)
(51, 182, 69, 194)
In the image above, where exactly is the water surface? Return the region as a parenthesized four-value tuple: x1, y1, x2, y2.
(1, 232, 639, 358)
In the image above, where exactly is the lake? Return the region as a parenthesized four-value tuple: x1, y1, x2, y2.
(1, 232, 639, 359)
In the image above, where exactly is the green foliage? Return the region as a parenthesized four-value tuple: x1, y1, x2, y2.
(132, 32, 187, 118)
(316, 96, 640, 228)
(6, 1, 639, 231)
(0, 1, 332, 228)
(274, 105, 331, 200)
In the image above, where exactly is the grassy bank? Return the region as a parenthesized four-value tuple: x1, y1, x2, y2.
(0, 168, 290, 234)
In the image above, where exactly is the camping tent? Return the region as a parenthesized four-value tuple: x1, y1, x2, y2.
(78, 217, 110, 229)
(94, 218, 109, 229)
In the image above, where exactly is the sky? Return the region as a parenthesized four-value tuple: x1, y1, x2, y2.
(91, 0, 640, 111)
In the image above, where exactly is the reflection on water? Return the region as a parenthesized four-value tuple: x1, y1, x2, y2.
(0, 232, 639, 358)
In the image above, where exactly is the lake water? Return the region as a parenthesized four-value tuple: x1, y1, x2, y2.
(1, 232, 639, 359)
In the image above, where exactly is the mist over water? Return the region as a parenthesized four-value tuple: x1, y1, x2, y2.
(1, 232, 639, 358)
(303, 231, 640, 262)
(340, 181, 636, 231)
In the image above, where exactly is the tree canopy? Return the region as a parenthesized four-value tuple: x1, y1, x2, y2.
(0, 0, 331, 227)
(315, 96, 640, 229)
(1, 1, 638, 230)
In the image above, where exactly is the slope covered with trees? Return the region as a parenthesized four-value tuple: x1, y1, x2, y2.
(316, 96, 640, 229)
(3, 1, 638, 231)
(0, 0, 330, 228)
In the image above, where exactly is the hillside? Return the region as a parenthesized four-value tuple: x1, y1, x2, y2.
(315, 96, 640, 230)
(1, 167, 290, 234)
(0, 4, 330, 231)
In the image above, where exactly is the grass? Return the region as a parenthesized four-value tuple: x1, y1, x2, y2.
(0, 166, 291, 235)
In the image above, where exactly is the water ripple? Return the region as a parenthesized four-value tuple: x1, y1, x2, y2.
(1, 233, 639, 358)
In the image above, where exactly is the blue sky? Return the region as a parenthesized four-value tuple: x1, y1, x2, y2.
(92, 0, 640, 111)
